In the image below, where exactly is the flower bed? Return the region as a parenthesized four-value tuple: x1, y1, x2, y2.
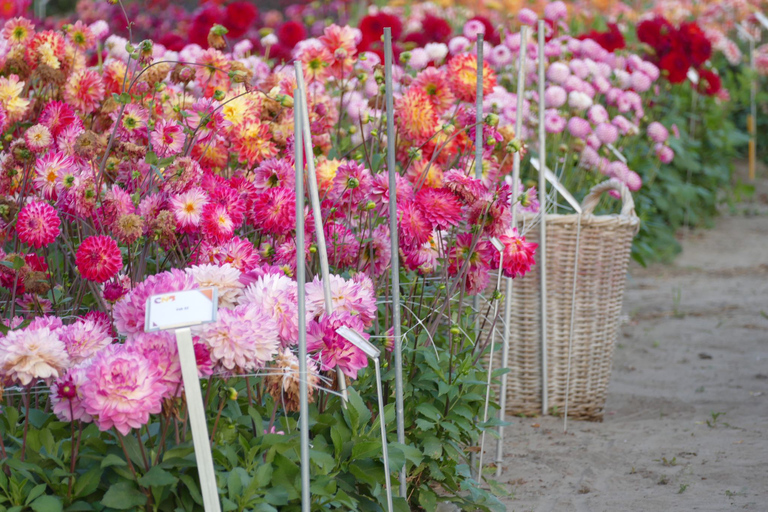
(0, 0, 757, 510)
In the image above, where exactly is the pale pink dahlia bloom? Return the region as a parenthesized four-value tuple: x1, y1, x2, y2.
(241, 273, 300, 347)
(305, 274, 377, 327)
(58, 318, 112, 365)
(0, 327, 70, 385)
(81, 344, 166, 435)
(125, 331, 182, 397)
(186, 263, 244, 309)
(197, 303, 280, 373)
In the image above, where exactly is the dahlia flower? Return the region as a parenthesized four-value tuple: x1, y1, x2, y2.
(305, 274, 377, 327)
(396, 88, 439, 142)
(264, 348, 320, 412)
(63, 70, 104, 114)
(150, 119, 185, 157)
(125, 331, 182, 397)
(397, 201, 432, 250)
(16, 201, 60, 248)
(76, 236, 122, 283)
(186, 263, 244, 309)
(51, 365, 92, 423)
(497, 228, 538, 278)
(447, 53, 497, 103)
(250, 187, 295, 235)
(81, 344, 166, 435)
(415, 187, 463, 230)
(197, 303, 280, 373)
(307, 312, 369, 379)
(241, 272, 300, 347)
(24, 124, 53, 153)
(330, 161, 373, 207)
(647, 122, 669, 144)
(58, 318, 112, 365)
(0, 327, 69, 385)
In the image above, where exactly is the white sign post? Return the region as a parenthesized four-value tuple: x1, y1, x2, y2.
(145, 288, 221, 512)
(335, 327, 394, 512)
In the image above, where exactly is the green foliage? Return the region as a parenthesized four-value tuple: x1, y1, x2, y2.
(0, 287, 508, 511)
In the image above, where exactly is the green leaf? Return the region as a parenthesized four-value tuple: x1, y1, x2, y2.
(351, 441, 381, 461)
(25, 484, 46, 506)
(138, 466, 177, 488)
(100, 482, 147, 510)
(417, 403, 441, 422)
(178, 474, 203, 505)
(144, 151, 159, 166)
(226, 470, 242, 499)
(73, 467, 101, 500)
(30, 496, 62, 512)
(421, 436, 442, 459)
(418, 487, 437, 511)
(64, 501, 93, 511)
(100, 454, 127, 469)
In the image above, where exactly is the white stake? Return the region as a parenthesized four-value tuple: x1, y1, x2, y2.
(497, 25, 528, 477)
(382, 28, 406, 498)
(294, 62, 348, 403)
(294, 90, 310, 512)
(537, 20, 549, 416)
(478, 238, 504, 480)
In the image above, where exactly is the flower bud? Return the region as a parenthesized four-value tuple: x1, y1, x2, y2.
(485, 113, 499, 126)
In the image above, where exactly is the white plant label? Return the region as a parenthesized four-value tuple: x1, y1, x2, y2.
(145, 288, 218, 332)
(755, 12, 768, 31)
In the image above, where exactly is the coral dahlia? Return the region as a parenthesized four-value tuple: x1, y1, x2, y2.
(16, 201, 60, 248)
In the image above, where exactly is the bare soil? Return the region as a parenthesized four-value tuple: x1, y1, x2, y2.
(497, 169, 768, 511)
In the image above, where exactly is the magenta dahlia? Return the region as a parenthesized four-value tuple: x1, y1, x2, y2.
(76, 236, 122, 283)
(16, 201, 61, 248)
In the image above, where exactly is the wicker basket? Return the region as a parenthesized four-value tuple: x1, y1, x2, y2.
(494, 179, 639, 421)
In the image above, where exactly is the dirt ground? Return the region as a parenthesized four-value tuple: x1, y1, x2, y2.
(497, 170, 768, 511)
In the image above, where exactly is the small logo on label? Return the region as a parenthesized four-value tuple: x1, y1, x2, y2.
(154, 295, 176, 304)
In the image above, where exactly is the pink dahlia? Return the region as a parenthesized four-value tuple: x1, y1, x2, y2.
(0, 327, 70, 385)
(402, 238, 440, 275)
(567, 117, 592, 139)
(252, 158, 295, 190)
(250, 187, 295, 235)
(655, 143, 674, 164)
(113, 269, 197, 336)
(81, 344, 166, 435)
(330, 161, 373, 207)
(76, 236, 122, 283)
(361, 224, 392, 277)
(58, 318, 112, 365)
(545, 109, 566, 134)
(443, 169, 486, 203)
(64, 69, 105, 114)
(34, 152, 76, 200)
(594, 123, 619, 145)
(497, 228, 537, 278)
(647, 122, 669, 144)
(398, 201, 432, 250)
(170, 187, 208, 232)
(307, 311, 369, 379)
(16, 201, 60, 248)
(241, 272, 300, 347)
(40, 101, 82, 138)
(197, 303, 280, 373)
(213, 236, 261, 271)
(51, 365, 92, 423)
(370, 173, 415, 207)
(415, 187, 463, 230)
(305, 274, 377, 327)
(201, 203, 235, 244)
(125, 331, 182, 398)
(24, 124, 53, 153)
(150, 119, 185, 158)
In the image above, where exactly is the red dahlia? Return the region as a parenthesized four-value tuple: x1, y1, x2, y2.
(76, 236, 123, 283)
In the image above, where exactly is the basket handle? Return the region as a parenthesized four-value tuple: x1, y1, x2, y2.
(581, 179, 636, 217)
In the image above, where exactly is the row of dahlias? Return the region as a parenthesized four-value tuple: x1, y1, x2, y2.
(0, 0, 725, 506)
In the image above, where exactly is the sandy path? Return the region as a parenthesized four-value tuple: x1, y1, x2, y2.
(497, 174, 768, 511)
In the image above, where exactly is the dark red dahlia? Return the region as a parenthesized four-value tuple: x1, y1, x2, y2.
(277, 21, 307, 49)
(659, 52, 690, 84)
(697, 69, 721, 95)
(189, 5, 225, 47)
(421, 14, 452, 44)
(358, 12, 403, 49)
(224, 1, 258, 39)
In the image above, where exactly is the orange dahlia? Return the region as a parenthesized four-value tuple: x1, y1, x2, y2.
(396, 88, 439, 143)
(411, 67, 456, 114)
(446, 53, 497, 103)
